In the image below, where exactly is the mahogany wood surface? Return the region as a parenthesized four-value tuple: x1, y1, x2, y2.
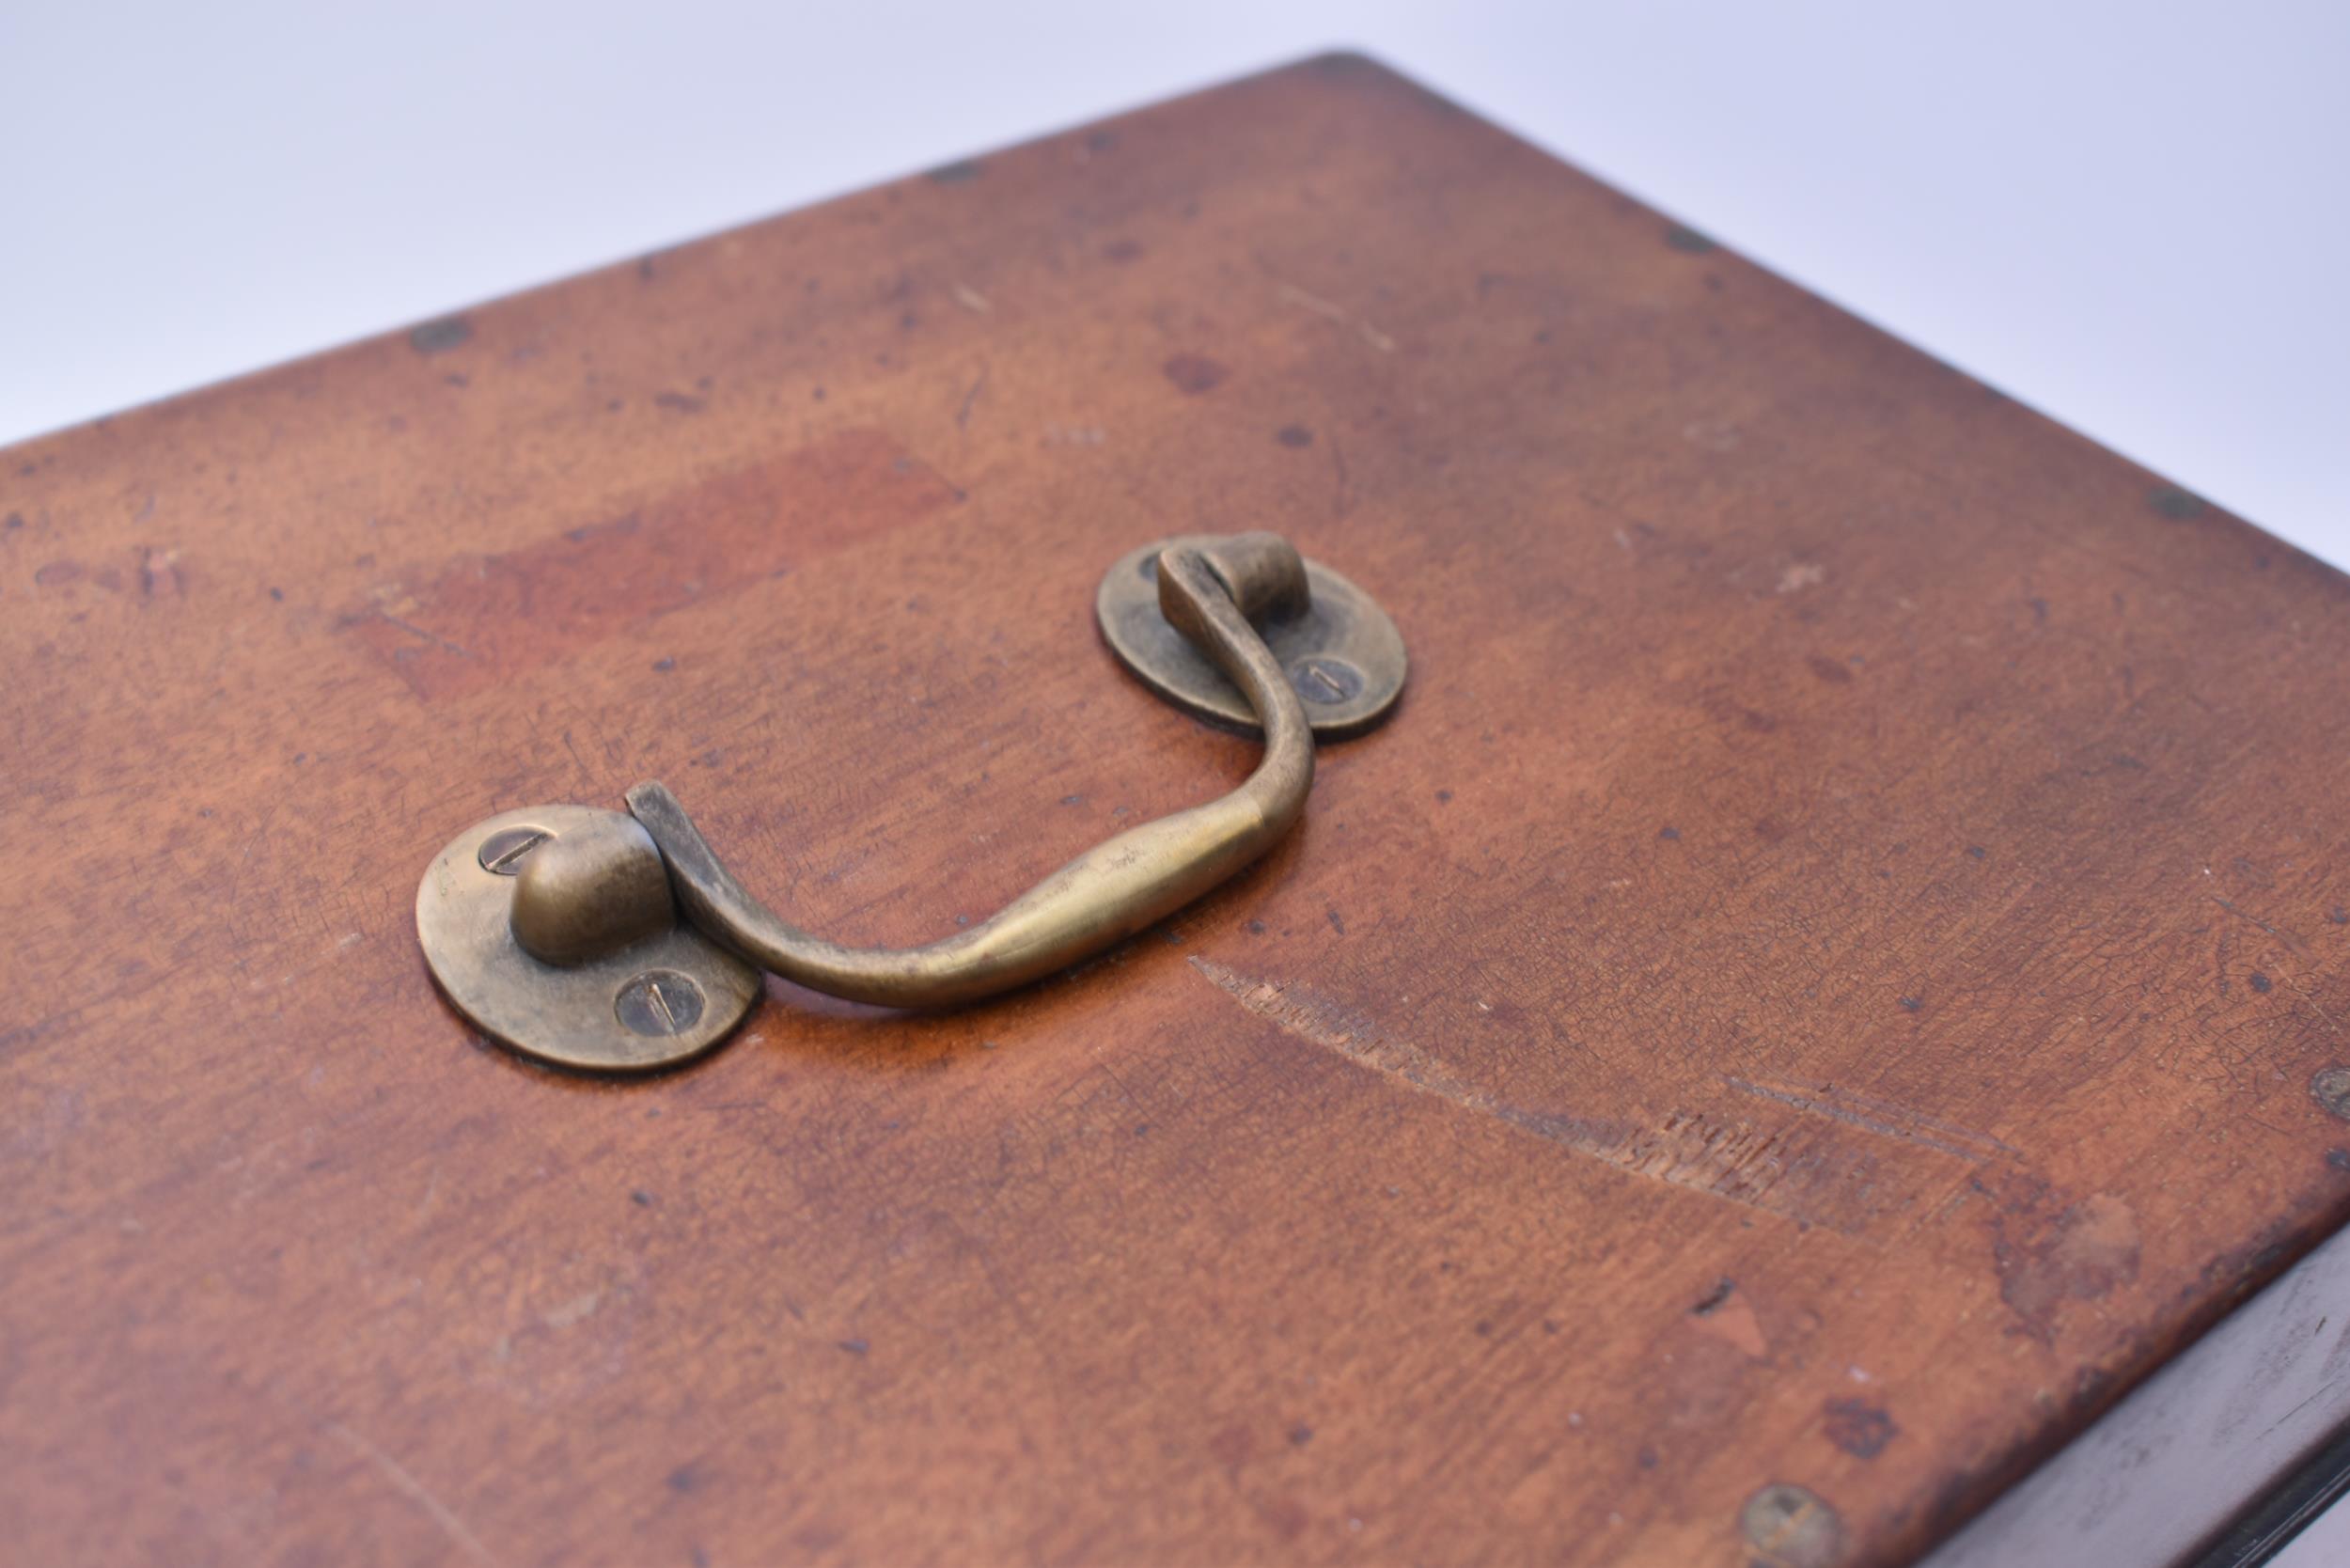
(6, 54, 2349, 1568)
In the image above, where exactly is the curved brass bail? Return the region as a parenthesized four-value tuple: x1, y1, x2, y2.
(627, 534, 1317, 1009)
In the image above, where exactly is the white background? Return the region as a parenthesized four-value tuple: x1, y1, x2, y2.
(3, 2, 2344, 564)
(3, 1, 2347, 1556)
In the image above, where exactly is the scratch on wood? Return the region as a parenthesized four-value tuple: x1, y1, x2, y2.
(1188, 957, 1869, 1232)
(541, 1289, 603, 1330)
(2211, 895, 2312, 959)
(328, 1421, 503, 1567)
(2202, 895, 2346, 1040)
(956, 363, 990, 430)
(559, 729, 590, 784)
(1274, 282, 1396, 353)
(1725, 1076, 2016, 1161)
(1191, 955, 1469, 1092)
(378, 613, 472, 661)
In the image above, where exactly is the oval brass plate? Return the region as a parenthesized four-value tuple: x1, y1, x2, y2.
(415, 805, 760, 1072)
(1096, 537, 1406, 738)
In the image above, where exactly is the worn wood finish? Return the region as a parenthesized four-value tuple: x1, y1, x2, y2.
(5, 55, 2347, 1568)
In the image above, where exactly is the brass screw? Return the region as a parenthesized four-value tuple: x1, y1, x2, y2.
(1289, 655, 1364, 705)
(478, 826, 551, 876)
(616, 971, 706, 1037)
(1741, 1482, 1845, 1567)
(2312, 1067, 2350, 1121)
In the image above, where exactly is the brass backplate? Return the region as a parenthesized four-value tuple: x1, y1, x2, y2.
(1096, 537, 1406, 738)
(415, 805, 760, 1072)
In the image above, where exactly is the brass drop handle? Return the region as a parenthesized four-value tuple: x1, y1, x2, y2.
(415, 531, 1405, 1071)
(632, 536, 1317, 1009)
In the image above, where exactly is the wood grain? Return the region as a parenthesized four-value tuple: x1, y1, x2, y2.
(6, 53, 2349, 1567)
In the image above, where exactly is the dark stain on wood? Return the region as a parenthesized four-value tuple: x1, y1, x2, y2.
(1823, 1397, 1900, 1459)
(1162, 353, 1228, 395)
(407, 315, 474, 354)
(1982, 1178, 2144, 1345)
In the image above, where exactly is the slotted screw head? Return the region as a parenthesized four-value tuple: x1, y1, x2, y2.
(1289, 654, 1365, 704)
(616, 971, 706, 1037)
(478, 825, 551, 875)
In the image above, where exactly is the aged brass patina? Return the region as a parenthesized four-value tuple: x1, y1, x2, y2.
(415, 805, 761, 1072)
(1095, 533, 1406, 737)
(414, 532, 1402, 1070)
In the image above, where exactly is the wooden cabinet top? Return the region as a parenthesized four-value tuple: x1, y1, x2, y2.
(6, 53, 2347, 1568)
